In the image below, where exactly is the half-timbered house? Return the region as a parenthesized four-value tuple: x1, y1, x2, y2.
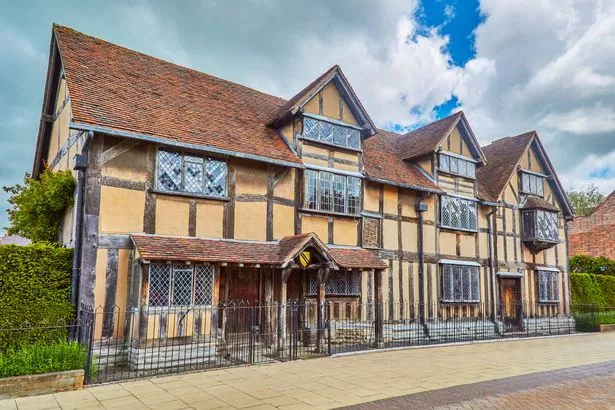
(32, 25, 575, 371)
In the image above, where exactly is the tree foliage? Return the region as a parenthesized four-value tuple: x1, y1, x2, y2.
(566, 184, 605, 216)
(3, 168, 76, 243)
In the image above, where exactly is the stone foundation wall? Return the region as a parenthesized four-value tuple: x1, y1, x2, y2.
(0, 370, 84, 399)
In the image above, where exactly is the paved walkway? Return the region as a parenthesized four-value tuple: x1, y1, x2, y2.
(1, 333, 615, 409)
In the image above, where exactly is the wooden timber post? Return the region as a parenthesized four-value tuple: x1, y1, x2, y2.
(263, 267, 274, 346)
(374, 268, 385, 347)
(316, 267, 330, 352)
(278, 267, 292, 352)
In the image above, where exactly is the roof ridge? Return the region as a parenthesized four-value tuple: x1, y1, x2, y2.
(52, 24, 288, 104)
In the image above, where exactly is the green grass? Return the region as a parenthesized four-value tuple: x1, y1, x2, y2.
(573, 310, 615, 332)
(0, 340, 87, 378)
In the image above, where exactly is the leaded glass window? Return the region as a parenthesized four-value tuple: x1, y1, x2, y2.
(302, 117, 361, 150)
(148, 263, 215, 307)
(440, 195, 478, 231)
(156, 149, 227, 197)
(439, 153, 476, 179)
(520, 172, 544, 196)
(442, 264, 480, 303)
(538, 270, 559, 303)
(308, 271, 361, 296)
(304, 170, 362, 215)
(536, 211, 558, 241)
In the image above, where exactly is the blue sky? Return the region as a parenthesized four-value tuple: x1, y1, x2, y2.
(1, 0, 615, 233)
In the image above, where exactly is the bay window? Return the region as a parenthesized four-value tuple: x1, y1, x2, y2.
(522, 210, 559, 242)
(157, 149, 227, 197)
(305, 170, 361, 215)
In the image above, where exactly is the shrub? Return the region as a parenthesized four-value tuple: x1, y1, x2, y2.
(3, 168, 75, 243)
(0, 243, 73, 351)
(570, 255, 615, 276)
(0, 341, 87, 378)
(570, 273, 605, 307)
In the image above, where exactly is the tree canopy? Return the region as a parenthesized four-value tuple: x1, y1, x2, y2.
(3, 168, 76, 243)
(566, 184, 606, 217)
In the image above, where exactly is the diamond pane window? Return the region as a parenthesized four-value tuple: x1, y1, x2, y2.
(195, 265, 215, 305)
(148, 263, 215, 307)
(536, 211, 559, 241)
(441, 195, 478, 231)
(347, 177, 361, 214)
(302, 117, 361, 150)
(148, 264, 171, 307)
(156, 149, 227, 197)
(172, 265, 193, 306)
(157, 151, 182, 191)
(308, 271, 361, 296)
(319, 172, 333, 212)
(442, 264, 480, 303)
(305, 170, 319, 210)
(304, 170, 361, 215)
(538, 270, 559, 303)
(333, 174, 346, 213)
(520, 172, 545, 196)
(439, 153, 476, 179)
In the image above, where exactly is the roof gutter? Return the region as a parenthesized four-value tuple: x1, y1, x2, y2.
(69, 122, 304, 170)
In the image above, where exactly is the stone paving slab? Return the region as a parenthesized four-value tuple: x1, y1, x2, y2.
(1, 333, 615, 409)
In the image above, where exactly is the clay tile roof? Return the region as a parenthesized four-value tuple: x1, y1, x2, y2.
(131, 234, 387, 269)
(363, 129, 442, 192)
(328, 247, 388, 269)
(521, 195, 561, 212)
(476, 132, 535, 201)
(53, 25, 301, 167)
(396, 112, 463, 160)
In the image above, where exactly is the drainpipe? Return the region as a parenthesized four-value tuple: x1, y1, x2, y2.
(71, 131, 94, 308)
(416, 194, 428, 325)
(486, 205, 498, 322)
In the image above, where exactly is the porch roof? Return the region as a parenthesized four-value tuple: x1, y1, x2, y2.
(131, 233, 387, 269)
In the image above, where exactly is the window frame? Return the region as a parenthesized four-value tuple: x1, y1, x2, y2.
(521, 209, 559, 243)
(147, 263, 215, 308)
(439, 195, 479, 232)
(519, 171, 545, 197)
(301, 115, 362, 151)
(155, 148, 228, 199)
(537, 270, 559, 303)
(304, 169, 362, 216)
(441, 263, 481, 303)
(438, 152, 476, 179)
(308, 271, 361, 296)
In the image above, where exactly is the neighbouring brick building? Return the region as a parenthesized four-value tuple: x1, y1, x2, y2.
(569, 192, 615, 259)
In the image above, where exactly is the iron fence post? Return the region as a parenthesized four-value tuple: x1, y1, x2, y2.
(326, 302, 332, 356)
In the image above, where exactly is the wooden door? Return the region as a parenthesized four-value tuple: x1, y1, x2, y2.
(500, 278, 522, 330)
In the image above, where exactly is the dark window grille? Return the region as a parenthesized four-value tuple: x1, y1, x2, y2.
(520, 172, 544, 196)
(538, 270, 559, 303)
(303, 117, 361, 150)
(441, 195, 478, 231)
(308, 271, 360, 295)
(148, 263, 215, 307)
(304, 170, 361, 215)
(439, 153, 476, 178)
(157, 149, 227, 197)
(442, 264, 480, 302)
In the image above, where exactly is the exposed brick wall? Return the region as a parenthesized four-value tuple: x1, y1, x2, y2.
(569, 192, 615, 258)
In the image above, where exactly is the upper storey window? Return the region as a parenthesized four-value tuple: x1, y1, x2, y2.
(438, 153, 476, 179)
(520, 172, 544, 196)
(440, 195, 478, 232)
(305, 170, 361, 215)
(157, 149, 227, 197)
(303, 116, 361, 150)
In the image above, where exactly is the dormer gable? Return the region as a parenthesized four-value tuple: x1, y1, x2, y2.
(269, 65, 377, 150)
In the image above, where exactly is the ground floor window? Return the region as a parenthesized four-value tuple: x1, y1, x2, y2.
(441, 264, 480, 303)
(308, 271, 360, 296)
(148, 264, 214, 307)
(538, 270, 559, 303)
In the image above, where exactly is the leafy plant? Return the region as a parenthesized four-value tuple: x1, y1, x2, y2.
(570, 255, 615, 276)
(0, 340, 87, 378)
(3, 168, 75, 243)
(566, 184, 605, 216)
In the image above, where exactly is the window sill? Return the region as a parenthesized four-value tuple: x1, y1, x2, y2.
(538, 301, 560, 305)
(440, 300, 481, 304)
(151, 189, 230, 202)
(299, 207, 362, 219)
(438, 225, 478, 234)
(437, 169, 476, 180)
(305, 294, 360, 298)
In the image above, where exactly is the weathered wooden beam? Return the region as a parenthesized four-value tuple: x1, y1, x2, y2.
(101, 139, 141, 165)
(143, 145, 156, 234)
(374, 268, 385, 347)
(188, 199, 197, 237)
(98, 234, 133, 249)
(100, 176, 147, 191)
(223, 164, 236, 239)
(102, 248, 119, 338)
(316, 267, 329, 352)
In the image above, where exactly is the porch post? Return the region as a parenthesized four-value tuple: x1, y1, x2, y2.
(278, 267, 291, 352)
(263, 267, 274, 346)
(374, 268, 385, 347)
(317, 267, 329, 352)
